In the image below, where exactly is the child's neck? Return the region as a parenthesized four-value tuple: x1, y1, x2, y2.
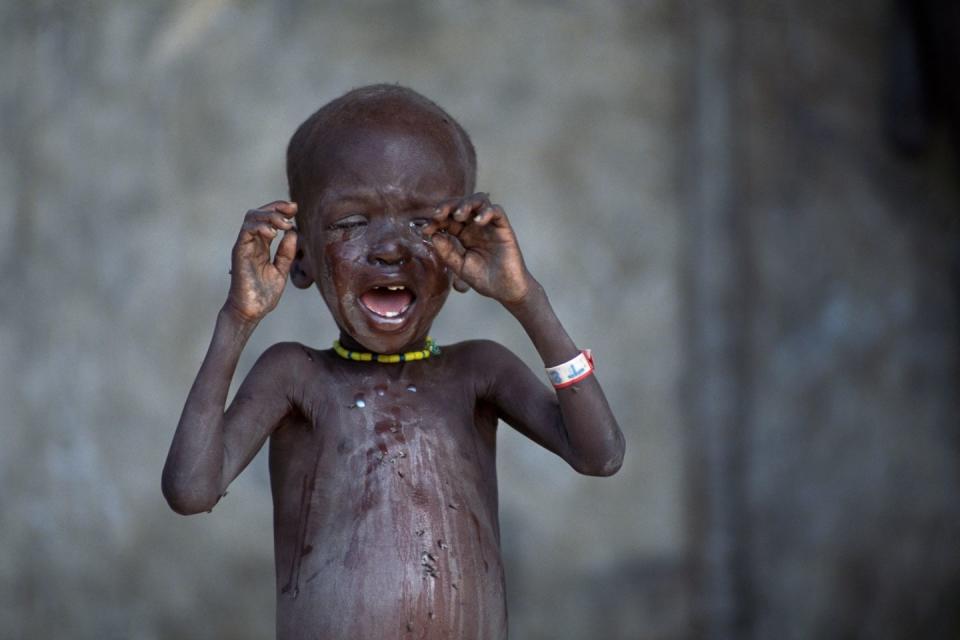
(335, 331, 433, 357)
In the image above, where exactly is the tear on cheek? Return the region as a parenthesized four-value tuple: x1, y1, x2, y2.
(412, 239, 435, 258)
(336, 290, 355, 315)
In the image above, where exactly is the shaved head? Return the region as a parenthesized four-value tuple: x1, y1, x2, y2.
(286, 84, 476, 236)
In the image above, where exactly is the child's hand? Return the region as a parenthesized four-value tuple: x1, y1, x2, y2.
(424, 193, 532, 304)
(226, 201, 298, 323)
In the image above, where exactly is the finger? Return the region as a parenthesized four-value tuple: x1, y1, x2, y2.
(452, 276, 471, 293)
(242, 221, 279, 241)
(452, 193, 490, 223)
(273, 229, 298, 276)
(430, 233, 465, 275)
(471, 204, 507, 227)
(245, 209, 295, 229)
(426, 194, 479, 231)
(257, 200, 298, 217)
(423, 216, 464, 238)
(265, 212, 297, 229)
(433, 197, 461, 219)
(443, 229, 468, 259)
(426, 199, 458, 230)
(420, 204, 452, 238)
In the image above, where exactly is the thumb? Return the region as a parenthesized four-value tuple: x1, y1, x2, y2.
(453, 276, 470, 293)
(430, 233, 465, 276)
(273, 229, 298, 276)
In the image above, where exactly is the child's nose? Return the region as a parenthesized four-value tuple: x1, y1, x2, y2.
(367, 219, 413, 266)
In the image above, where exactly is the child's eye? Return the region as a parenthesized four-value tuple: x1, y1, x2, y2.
(408, 218, 430, 229)
(328, 215, 367, 231)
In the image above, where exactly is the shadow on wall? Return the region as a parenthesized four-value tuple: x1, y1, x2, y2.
(683, 0, 960, 638)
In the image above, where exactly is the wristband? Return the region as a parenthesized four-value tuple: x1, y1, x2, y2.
(546, 349, 594, 389)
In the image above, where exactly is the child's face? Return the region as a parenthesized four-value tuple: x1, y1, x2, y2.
(298, 123, 469, 354)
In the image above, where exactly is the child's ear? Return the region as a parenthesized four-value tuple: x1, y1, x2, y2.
(290, 235, 314, 289)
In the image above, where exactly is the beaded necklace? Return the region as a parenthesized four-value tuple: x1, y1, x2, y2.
(332, 336, 440, 363)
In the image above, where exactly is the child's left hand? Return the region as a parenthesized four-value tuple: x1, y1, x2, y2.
(424, 193, 533, 304)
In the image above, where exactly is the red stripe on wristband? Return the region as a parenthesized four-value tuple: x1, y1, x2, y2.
(547, 349, 595, 389)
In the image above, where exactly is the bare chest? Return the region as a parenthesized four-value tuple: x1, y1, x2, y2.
(268, 371, 506, 639)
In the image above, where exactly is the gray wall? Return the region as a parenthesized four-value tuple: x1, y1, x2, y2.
(2, 1, 958, 639)
(1, 2, 684, 638)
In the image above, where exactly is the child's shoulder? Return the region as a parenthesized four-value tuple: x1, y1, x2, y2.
(439, 339, 525, 371)
(252, 341, 327, 375)
(257, 340, 316, 361)
(438, 339, 539, 400)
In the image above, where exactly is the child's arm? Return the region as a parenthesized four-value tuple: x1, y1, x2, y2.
(162, 201, 299, 514)
(425, 195, 625, 476)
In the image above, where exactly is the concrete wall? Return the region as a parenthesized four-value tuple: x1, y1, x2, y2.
(684, 2, 960, 638)
(0, 2, 685, 638)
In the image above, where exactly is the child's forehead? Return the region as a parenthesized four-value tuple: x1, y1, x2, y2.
(327, 118, 462, 159)
(310, 126, 468, 202)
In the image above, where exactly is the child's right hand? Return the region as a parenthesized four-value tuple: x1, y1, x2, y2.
(225, 201, 298, 323)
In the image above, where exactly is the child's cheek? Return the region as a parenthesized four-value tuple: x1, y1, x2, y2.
(319, 240, 363, 304)
(322, 237, 365, 266)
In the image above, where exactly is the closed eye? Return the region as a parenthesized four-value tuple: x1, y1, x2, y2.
(328, 214, 367, 231)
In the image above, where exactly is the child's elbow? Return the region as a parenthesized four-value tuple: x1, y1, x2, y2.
(161, 476, 219, 516)
(574, 455, 623, 477)
(165, 494, 216, 516)
(572, 448, 625, 477)
(572, 435, 625, 477)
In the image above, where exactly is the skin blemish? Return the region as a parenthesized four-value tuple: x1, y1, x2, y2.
(421, 551, 439, 578)
(375, 420, 406, 445)
(411, 487, 429, 506)
(374, 384, 387, 397)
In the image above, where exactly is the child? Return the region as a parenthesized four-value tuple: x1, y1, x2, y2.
(162, 84, 624, 640)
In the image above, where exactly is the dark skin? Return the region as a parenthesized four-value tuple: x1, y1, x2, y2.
(162, 111, 625, 640)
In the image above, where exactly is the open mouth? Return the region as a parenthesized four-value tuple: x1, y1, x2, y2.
(359, 285, 415, 319)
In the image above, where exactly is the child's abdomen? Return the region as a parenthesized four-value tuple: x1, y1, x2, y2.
(269, 397, 507, 640)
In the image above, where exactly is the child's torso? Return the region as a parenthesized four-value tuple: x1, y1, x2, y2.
(268, 351, 507, 640)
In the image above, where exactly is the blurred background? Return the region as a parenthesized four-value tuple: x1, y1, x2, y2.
(2, 1, 959, 638)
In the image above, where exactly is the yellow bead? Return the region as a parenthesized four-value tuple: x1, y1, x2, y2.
(332, 337, 438, 363)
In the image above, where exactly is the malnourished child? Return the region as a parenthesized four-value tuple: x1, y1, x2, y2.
(162, 84, 624, 639)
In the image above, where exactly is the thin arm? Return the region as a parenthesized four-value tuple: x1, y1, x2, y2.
(497, 278, 625, 476)
(161, 305, 291, 514)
